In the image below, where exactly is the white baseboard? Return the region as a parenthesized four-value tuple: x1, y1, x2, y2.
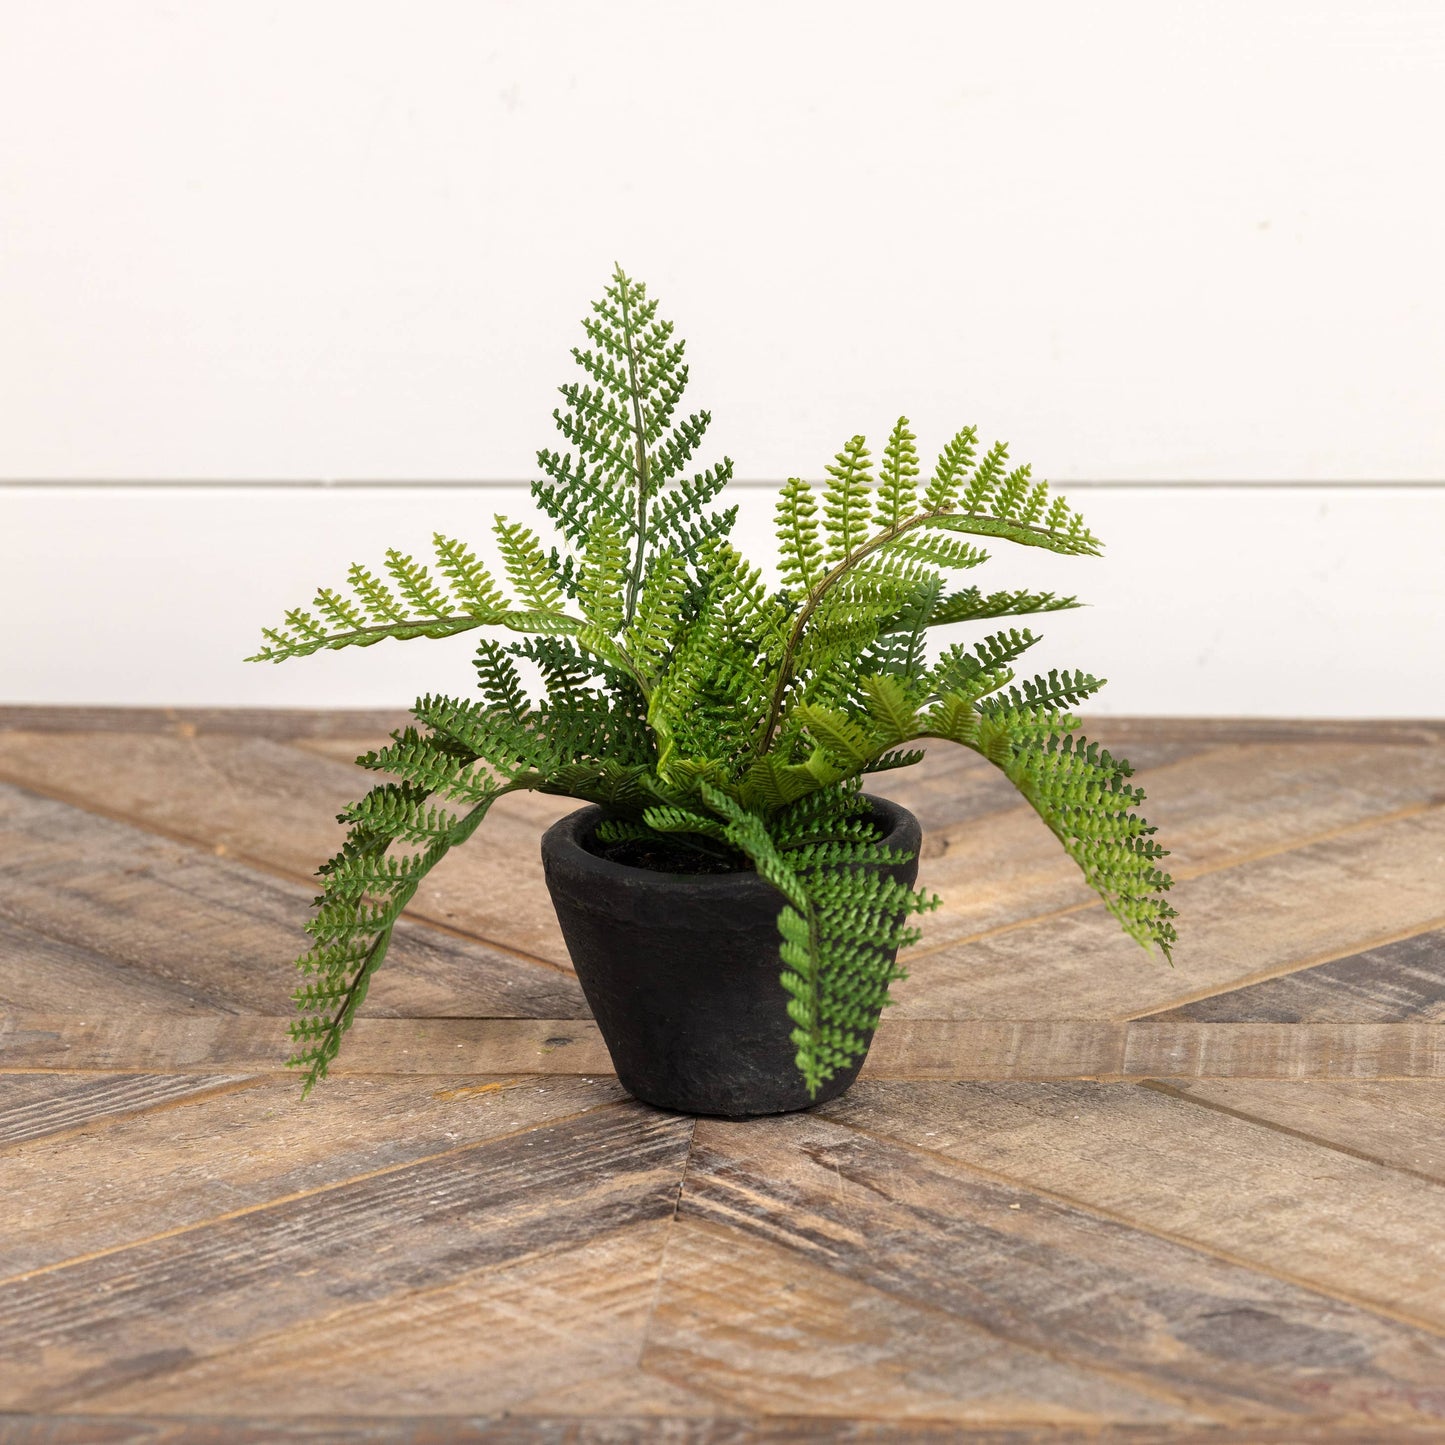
(2, 483, 1441, 716)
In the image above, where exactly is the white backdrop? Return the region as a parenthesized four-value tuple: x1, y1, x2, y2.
(2, 1, 1442, 711)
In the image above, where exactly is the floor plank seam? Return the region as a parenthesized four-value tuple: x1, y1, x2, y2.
(0, 770, 579, 978)
(0, 1075, 268, 1156)
(42, 1221, 685, 1419)
(1137, 1079, 1445, 1187)
(822, 1108, 1445, 1342)
(0, 1097, 634, 1291)
(1125, 912, 1445, 1020)
(906, 797, 1445, 965)
(661, 1216, 1243, 1426)
(634, 1114, 698, 1368)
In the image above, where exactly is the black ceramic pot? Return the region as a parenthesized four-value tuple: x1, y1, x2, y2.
(539, 794, 921, 1118)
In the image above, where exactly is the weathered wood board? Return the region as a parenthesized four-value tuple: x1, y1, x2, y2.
(2, 709, 1443, 1435)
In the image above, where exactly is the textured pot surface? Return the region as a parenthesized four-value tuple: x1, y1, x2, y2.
(540, 795, 921, 1117)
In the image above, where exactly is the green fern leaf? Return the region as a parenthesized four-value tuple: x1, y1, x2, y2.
(822, 435, 875, 561)
(874, 417, 921, 530)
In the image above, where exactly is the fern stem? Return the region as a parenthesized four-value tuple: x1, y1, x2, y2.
(617, 269, 652, 627)
(758, 511, 934, 753)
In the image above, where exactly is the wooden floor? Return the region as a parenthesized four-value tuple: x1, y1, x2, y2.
(2, 710, 1444, 1443)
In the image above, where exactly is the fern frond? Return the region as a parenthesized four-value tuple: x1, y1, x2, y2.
(988, 725, 1178, 956)
(881, 533, 990, 572)
(576, 515, 629, 634)
(702, 785, 934, 1097)
(985, 668, 1105, 716)
(472, 640, 531, 720)
(874, 417, 921, 530)
(494, 517, 565, 613)
(433, 534, 507, 614)
(920, 450, 1101, 557)
(921, 425, 979, 511)
(286, 769, 540, 1095)
(776, 476, 825, 595)
(347, 564, 408, 623)
(822, 435, 875, 561)
(623, 550, 688, 680)
(929, 587, 1081, 626)
(384, 549, 451, 619)
(246, 533, 530, 663)
(856, 674, 922, 745)
(792, 704, 878, 770)
(931, 628, 1040, 699)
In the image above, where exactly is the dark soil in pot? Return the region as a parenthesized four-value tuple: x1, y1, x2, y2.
(539, 794, 921, 1118)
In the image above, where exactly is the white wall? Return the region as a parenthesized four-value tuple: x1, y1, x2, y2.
(2, 1, 1442, 711)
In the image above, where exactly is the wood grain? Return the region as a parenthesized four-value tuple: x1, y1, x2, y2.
(0, 782, 587, 1020)
(7, 729, 1440, 980)
(0, 731, 571, 964)
(680, 1112, 1445, 1425)
(4, 705, 1439, 745)
(75, 1222, 683, 1418)
(0, 1015, 613, 1075)
(1149, 1080, 1445, 1184)
(0, 1103, 692, 1411)
(0, 914, 224, 1016)
(1147, 927, 1445, 1022)
(896, 808, 1445, 1020)
(0, 1073, 253, 1148)
(915, 742, 1445, 953)
(5, 712, 1445, 1434)
(0, 1076, 627, 1278)
(5, 1415, 1432, 1443)
(641, 1218, 1213, 1426)
(821, 1080, 1445, 1330)
(6, 1013, 1444, 1081)
(0, 706, 414, 738)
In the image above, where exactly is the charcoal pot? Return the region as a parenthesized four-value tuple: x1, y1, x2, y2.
(539, 795, 921, 1117)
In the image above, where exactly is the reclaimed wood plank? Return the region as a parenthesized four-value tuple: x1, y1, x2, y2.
(0, 707, 413, 738)
(680, 1113, 1445, 1425)
(1081, 717, 1445, 747)
(6, 1014, 1443, 1081)
(0, 1103, 692, 1411)
(1119, 1022, 1445, 1079)
(506, 1368, 747, 1422)
(896, 808, 1445, 1020)
(0, 1015, 613, 1076)
(0, 730, 571, 965)
(0, 1076, 627, 1278)
(0, 1421, 1430, 1445)
(1149, 1081, 1445, 1185)
(821, 1080, 1445, 1331)
(0, 1074, 254, 1148)
(0, 783, 587, 1019)
(916, 743, 1445, 953)
(4, 705, 1440, 746)
(639, 1218, 1213, 1426)
(0, 915, 225, 1016)
(8, 731, 1439, 983)
(76, 1223, 688, 1419)
(1146, 927, 1445, 1022)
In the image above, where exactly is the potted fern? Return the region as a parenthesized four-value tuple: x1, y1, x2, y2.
(250, 266, 1177, 1116)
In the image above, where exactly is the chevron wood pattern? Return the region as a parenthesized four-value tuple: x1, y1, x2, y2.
(1, 709, 1443, 1440)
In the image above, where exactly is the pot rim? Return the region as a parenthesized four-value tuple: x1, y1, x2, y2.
(540, 792, 921, 898)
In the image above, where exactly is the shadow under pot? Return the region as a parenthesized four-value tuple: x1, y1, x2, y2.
(539, 795, 921, 1118)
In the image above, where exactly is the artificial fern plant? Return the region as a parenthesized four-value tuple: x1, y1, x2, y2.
(251, 265, 1177, 1098)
